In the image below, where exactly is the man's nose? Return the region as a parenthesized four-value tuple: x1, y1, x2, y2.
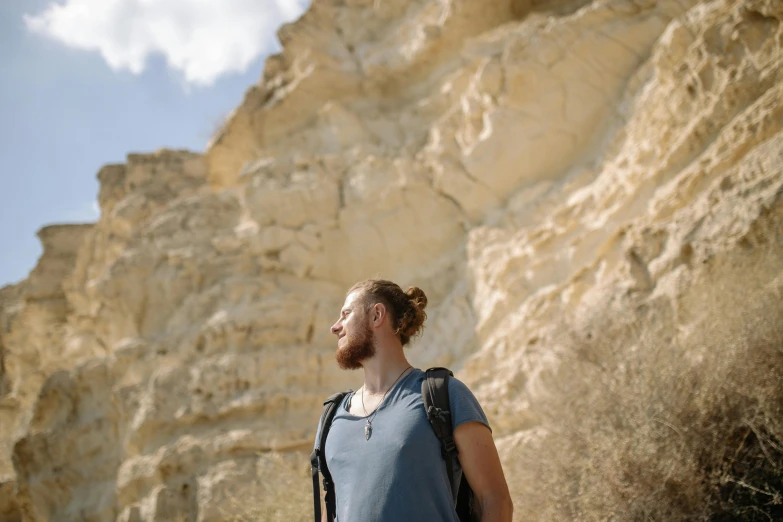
(331, 323, 341, 335)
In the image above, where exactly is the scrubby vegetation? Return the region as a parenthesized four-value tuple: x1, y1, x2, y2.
(504, 262, 783, 521)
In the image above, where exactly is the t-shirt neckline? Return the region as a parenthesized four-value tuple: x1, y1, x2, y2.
(343, 367, 419, 419)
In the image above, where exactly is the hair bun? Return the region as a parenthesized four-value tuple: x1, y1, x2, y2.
(406, 286, 428, 311)
(399, 286, 428, 342)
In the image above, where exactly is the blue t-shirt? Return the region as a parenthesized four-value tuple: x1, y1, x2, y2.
(317, 368, 490, 522)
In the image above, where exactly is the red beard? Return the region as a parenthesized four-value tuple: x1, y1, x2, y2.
(335, 319, 375, 370)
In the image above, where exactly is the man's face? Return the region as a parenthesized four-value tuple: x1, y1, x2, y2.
(331, 291, 375, 370)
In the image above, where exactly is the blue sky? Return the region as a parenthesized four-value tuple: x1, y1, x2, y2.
(0, 0, 307, 287)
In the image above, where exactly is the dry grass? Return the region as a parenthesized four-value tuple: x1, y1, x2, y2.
(503, 267, 783, 521)
(222, 496, 308, 522)
(219, 452, 311, 522)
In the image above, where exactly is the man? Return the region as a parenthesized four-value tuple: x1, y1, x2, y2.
(317, 279, 513, 521)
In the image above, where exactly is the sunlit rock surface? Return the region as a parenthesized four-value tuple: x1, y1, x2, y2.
(1, 0, 781, 520)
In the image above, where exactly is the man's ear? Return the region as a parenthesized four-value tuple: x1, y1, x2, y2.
(372, 303, 386, 326)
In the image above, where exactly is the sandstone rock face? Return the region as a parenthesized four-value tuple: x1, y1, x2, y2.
(1, 224, 93, 522)
(0, 225, 94, 472)
(1, 0, 782, 520)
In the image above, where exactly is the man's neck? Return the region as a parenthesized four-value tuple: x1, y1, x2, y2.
(361, 340, 412, 394)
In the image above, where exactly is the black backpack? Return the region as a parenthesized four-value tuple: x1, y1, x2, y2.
(310, 367, 479, 522)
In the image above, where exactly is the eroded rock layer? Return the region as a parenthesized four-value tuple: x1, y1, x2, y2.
(1, 0, 781, 520)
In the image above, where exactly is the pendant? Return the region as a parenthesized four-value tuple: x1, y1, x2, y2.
(364, 421, 372, 441)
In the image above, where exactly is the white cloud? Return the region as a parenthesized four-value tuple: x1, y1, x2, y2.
(25, 0, 309, 86)
(61, 199, 101, 223)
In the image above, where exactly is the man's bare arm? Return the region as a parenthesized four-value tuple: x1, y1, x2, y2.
(454, 421, 513, 522)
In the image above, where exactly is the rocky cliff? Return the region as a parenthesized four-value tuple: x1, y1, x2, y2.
(1, 0, 781, 520)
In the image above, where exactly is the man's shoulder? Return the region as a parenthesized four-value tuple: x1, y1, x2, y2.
(419, 368, 475, 395)
(446, 374, 474, 394)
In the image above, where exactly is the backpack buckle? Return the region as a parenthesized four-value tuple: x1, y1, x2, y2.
(427, 405, 451, 423)
(442, 436, 458, 457)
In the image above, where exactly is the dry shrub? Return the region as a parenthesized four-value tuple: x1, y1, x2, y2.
(221, 451, 311, 522)
(504, 244, 783, 520)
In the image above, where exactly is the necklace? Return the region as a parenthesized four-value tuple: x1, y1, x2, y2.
(360, 365, 412, 441)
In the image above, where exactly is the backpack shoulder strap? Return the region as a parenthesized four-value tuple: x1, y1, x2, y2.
(311, 390, 351, 522)
(422, 367, 459, 501)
